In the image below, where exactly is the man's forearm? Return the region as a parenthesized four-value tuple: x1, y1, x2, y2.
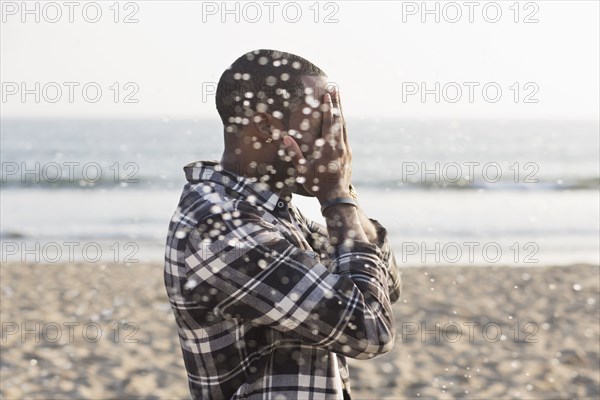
(356, 205, 379, 244)
(322, 204, 368, 247)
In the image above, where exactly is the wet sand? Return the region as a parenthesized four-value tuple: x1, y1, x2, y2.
(1, 262, 598, 399)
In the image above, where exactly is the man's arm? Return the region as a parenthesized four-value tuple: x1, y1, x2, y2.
(185, 208, 395, 360)
(356, 205, 379, 244)
(300, 205, 402, 304)
(289, 89, 402, 304)
(322, 203, 400, 304)
(362, 215, 402, 304)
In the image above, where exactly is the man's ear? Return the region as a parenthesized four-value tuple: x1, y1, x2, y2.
(251, 112, 283, 142)
(252, 113, 271, 136)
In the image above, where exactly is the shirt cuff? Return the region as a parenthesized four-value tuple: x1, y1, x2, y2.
(333, 239, 384, 261)
(368, 219, 388, 248)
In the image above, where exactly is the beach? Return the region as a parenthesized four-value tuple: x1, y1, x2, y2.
(1, 262, 598, 399)
(3, 0, 599, 397)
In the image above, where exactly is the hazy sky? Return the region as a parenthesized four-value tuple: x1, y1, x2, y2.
(2, 0, 599, 119)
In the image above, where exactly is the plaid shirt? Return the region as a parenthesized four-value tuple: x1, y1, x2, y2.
(164, 161, 402, 400)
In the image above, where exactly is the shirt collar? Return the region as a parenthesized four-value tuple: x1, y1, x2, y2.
(183, 160, 282, 212)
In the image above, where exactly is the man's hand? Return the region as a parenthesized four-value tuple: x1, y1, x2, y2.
(283, 91, 352, 203)
(284, 90, 380, 244)
(283, 91, 369, 246)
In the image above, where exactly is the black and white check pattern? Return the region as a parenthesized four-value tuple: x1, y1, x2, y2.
(164, 161, 402, 400)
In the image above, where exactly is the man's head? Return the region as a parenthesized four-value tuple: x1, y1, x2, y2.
(217, 49, 338, 197)
(216, 49, 327, 132)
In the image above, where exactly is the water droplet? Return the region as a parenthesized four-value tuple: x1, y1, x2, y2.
(210, 205, 223, 214)
(184, 279, 198, 290)
(265, 76, 277, 86)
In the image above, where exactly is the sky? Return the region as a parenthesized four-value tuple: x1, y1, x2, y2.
(1, 0, 599, 120)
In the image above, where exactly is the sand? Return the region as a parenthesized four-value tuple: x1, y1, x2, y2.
(1, 262, 598, 399)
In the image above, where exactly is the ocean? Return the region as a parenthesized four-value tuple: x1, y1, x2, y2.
(1, 118, 598, 266)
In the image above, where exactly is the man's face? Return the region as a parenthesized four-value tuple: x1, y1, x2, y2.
(237, 74, 337, 197)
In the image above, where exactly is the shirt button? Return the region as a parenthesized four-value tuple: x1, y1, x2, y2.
(277, 201, 285, 208)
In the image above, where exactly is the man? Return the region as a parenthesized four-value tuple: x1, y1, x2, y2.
(164, 49, 402, 400)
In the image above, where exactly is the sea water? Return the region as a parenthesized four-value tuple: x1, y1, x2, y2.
(1, 118, 598, 266)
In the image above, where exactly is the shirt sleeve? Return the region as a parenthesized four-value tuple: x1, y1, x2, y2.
(184, 209, 396, 360)
(301, 210, 402, 305)
(368, 218, 402, 304)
